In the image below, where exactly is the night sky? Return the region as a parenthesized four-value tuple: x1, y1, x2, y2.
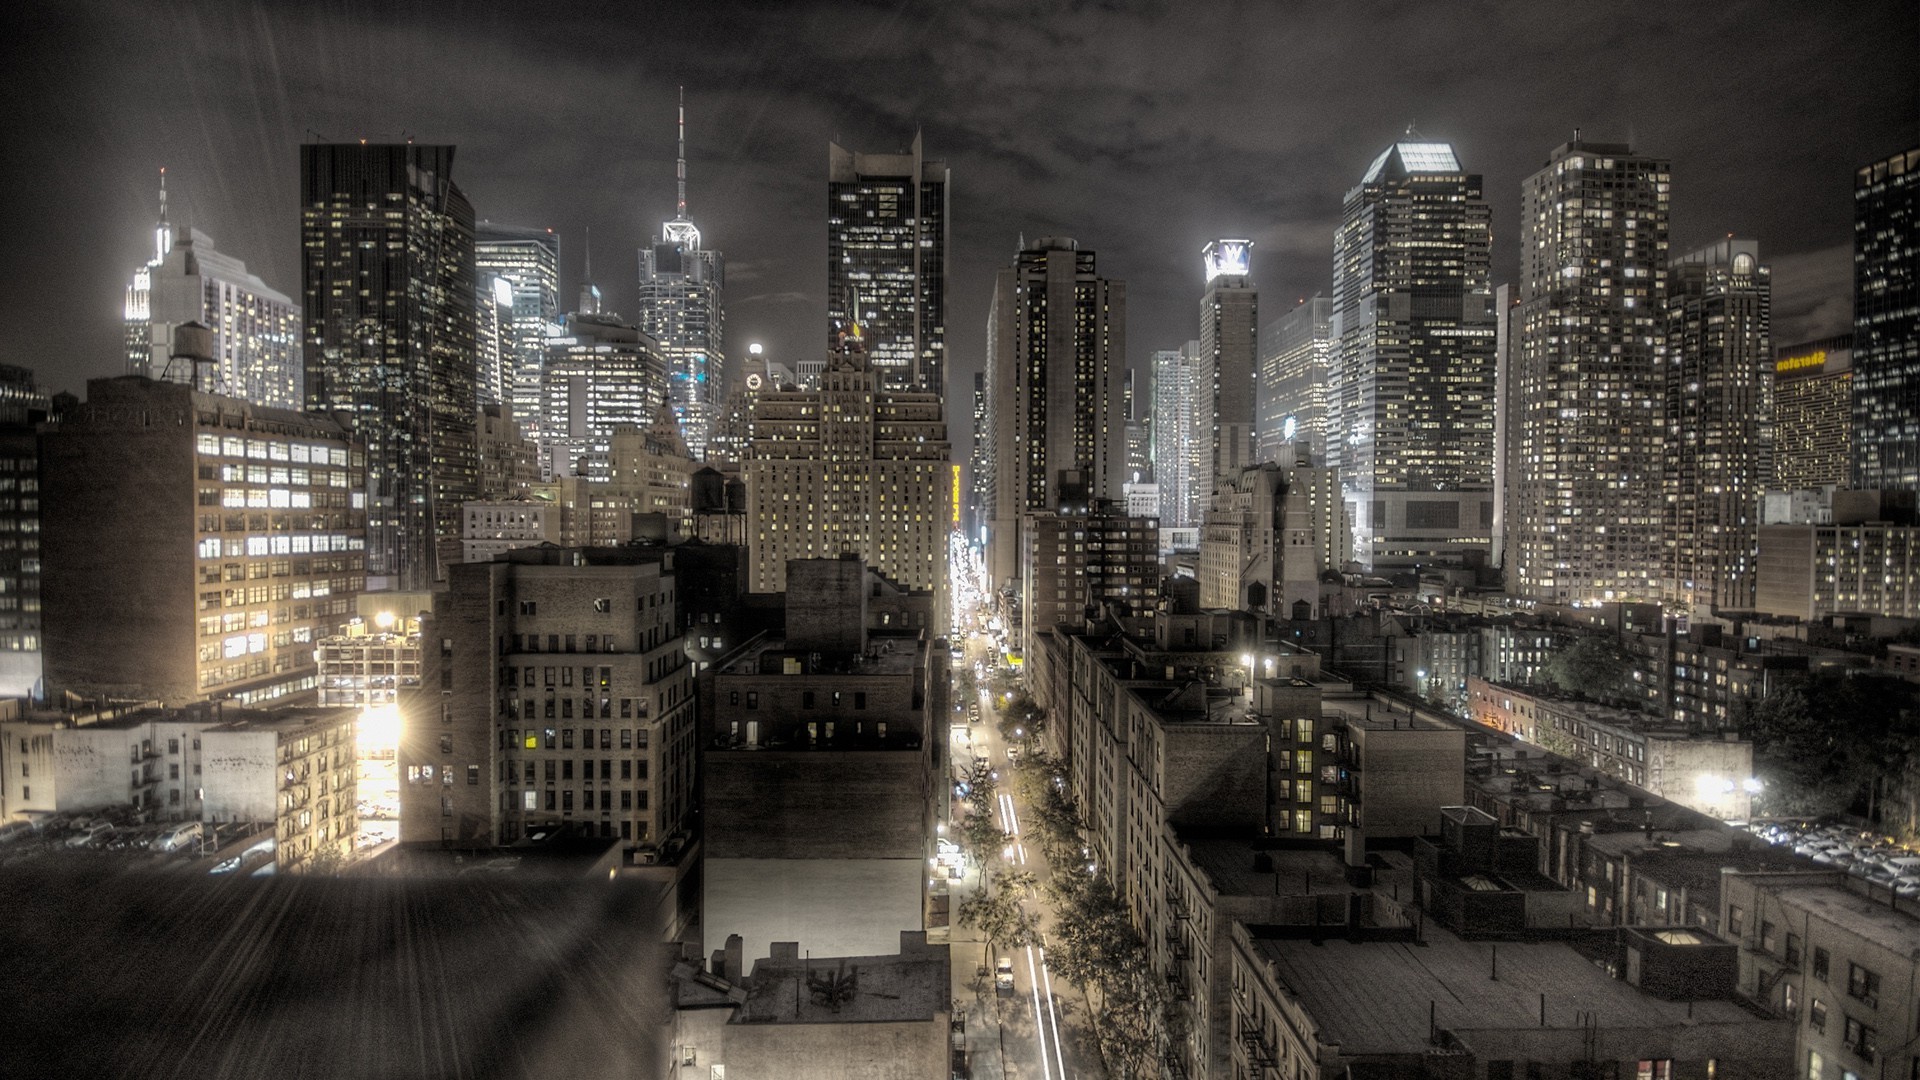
(4, 0, 1916, 436)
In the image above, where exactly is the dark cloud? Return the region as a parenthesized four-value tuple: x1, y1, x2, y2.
(2, 0, 1913, 453)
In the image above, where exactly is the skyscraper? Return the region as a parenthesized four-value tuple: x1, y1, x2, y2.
(827, 133, 949, 394)
(1852, 146, 1920, 491)
(475, 223, 562, 440)
(301, 144, 476, 592)
(1257, 295, 1333, 463)
(1664, 238, 1771, 612)
(983, 237, 1126, 590)
(1329, 140, 1496, 571)
(1151, 344, 1201, 528)
(541, 312, 670, 481)
(637, 91, 725, 461)
(125, 173, 302, 409)
(1198, 239, 1258, 488)
(744, 327, 950, 617)
(968, 370, 990, 543)
(1772, 336, 1853, 491)
(1509, 139, 1670, 605)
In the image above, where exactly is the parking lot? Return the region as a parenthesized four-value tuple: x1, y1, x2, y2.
(0, 809, 270, 873)
(1748, 819, 1920, 896)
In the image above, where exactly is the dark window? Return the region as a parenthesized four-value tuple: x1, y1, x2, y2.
(1811, 998, 1827, 1033)
(562, 729, 574, 749)
(855, 692, 866, 709)
(467, 766, 479, 786)
(1814, 947, 1831, 981)
(746, 693, 758, 709)
(1849, 963, 1881, 1007)
(1845, 1015, 1876, 1062)
(803, 691, 816, 709)
(519, 601, 536, 615)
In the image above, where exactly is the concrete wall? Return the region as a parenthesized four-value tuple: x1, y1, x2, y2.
(720, 1019, 944, 1080)
(786, 558, 867, 654)
(703, 750, 929, 860)
(1351, 724, 1466, 839)
(200, 729, 277, 823)
(1161, 723, 1270, 829)
(702, 857, 925, 966)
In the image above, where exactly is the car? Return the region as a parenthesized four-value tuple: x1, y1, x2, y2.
(65, 823, 113, 848)
(1006, 746, 1020, 764)
(155, 821, 204, 853)
(995, 958, 1015, 996)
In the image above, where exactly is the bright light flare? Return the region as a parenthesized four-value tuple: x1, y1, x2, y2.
(357, 704, 401, 756)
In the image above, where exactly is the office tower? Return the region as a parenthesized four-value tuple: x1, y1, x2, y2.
(1199, 239, 1258, 487)
(0, 366, 49, 699)
(705, 344, 773, 466)
(983, 237, 1126, 590)
(1510, 139, 1670, 604)
(301, 143, 476, 591)
(1330, 140, 1496, 571)
(1772, 336, 1853, 490)
(399, 546, 696, 848)
(475, 275, 510, 409)
(125, 174, 302, 410)
(1122, 368, 1151, 479)
(744, 327, 950, 613)
(1257, 295, 1333, 464)
(638, 92, 725, 461)
(1664, 239, 1771, 612)
(42, 373, 366, 707)
(541, 312, 671, 481)
(967, 371, 989, 543)
(1151, 345, 1200, 528)
(475, 223, 562, 439)
(1491, 283, 1518, 569)
(826, 133, 950, 394)
(1852, 146, 1920, 491)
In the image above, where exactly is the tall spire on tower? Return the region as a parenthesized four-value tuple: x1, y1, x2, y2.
(662, 88, 701, 251)
(579, 226, 601, 314)
(154, 167, 173, 263)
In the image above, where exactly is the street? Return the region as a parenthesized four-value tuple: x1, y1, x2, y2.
(946, 630, 1096, 1080)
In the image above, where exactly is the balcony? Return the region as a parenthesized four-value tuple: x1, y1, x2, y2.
(1239, 1020, 1277, 1070)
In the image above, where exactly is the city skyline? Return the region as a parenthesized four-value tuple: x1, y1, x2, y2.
(4, 1, 1913, 435)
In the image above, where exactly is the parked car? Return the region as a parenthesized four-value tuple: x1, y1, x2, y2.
(155, 821, 203, 853)
(995, 957, 1015, 996)
(65, 823, 113, 848)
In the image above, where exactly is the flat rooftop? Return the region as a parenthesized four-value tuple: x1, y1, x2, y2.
(1256, 927, 1760, 1056)
(738, 939, 948, 1024)
(1771, 879, 1920, 957)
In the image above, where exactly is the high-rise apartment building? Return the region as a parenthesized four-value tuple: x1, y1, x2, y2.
(1664, 238, 1771, 612)
(0, 367, 49, 699)
(638, 94, 725, 461)
(1330, 141, 1496, 570)
(1257, 294, 1332, 464)
(1852, 146, 1920, 491)
(541, 312, 670, 481)
(983, 237, 1126, 589)
(1509, 139, 1670, 604)
(301, 143, 476, 591)
(1199, 240, 1258, 493)
(1772, 336, 1853, 490)
(475, 223, 562, 439)
(826, 133, 949, 394)
(1151, 344, 1201, 528)
(125, 174, 301, 410)
(41, 375, 366, 706)
(744, 331, 950, 609)
(399, 546, 696, 848)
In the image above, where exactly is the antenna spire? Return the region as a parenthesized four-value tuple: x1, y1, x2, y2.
(676, 86, 688, 222)
(155, 167, 172, 263)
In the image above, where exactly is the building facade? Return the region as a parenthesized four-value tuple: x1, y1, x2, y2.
(1665, 238, 1772, 612)
(638, 96, 725, 461)
(1773, 337, 1853, 491)
(41, 376, 365, 706)
(1018, 503, 1159, 662)
(399, 547, 696, 848)
(1197, 455, 1346, 618)
(1257, 294, 1332, 465)
(1151, 345, 1201, 529)
(1509, 140, 1670, 604)
(743, 336, 950, 608)
(301, 143, 476, 590)
(826, 133, 949, 394)
(540, 312, 670, 481)
(475, 222, 562, 440)
(1198, 239, 1258, 491)
(1330, 141, 1497, 571)
(1852, 146, 1920, 492)
(983, 237, 1126, 590)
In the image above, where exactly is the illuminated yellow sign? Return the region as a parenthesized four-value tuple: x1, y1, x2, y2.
(1776, 350, 1826, 374)
(950, 464, 961, 525)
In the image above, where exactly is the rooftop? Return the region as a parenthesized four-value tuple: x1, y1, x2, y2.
(1256, 925, 1760, 1057)
(736, 934, 948, 1024)
(712, 633, 923, 677)
(1766, 876, 1920, 958)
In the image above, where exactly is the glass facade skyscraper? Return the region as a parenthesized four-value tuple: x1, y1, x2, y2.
(827, 133, 949, 395)
(476, 223, 561, 441)
(1330, 141, 1496, 570)
(1852, 146, 1920, 492)
(1257, 294, 1332, 464)
(300, 143, 476, 591)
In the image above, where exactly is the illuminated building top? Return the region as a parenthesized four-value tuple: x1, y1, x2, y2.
(661, 86, 700, 251)
(1203, 238, 1252, 282)
(1361, 141, 1462, 183)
